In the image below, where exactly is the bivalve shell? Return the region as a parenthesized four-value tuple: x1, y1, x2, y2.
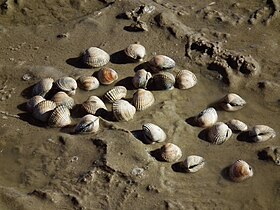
(226, 119, 248, 133)
(132, 89, 155, 111)
(124, 43, 146, 61)
(32, 100, 56, 122)
(248, 125, 276, 142)
(55, 76, 77, 96)
(82, 47, 110, 68)
(229, 160, 253, 182)
(149, 55, 175, 73)
(26, 95, 45, 112)
(74, 114, 99, 134)
(207, 122, 232, 145)
(51, 91, 75, 109)
(78, 76, 99, 91)
(183, 155, 205, 173)
(132, 69, 152, 89)
(104, 86, 127, 103)
(142, 123, 166, 143)
(82, 96, 107, 115)
(219, 93, 246, 111)
(97, 67, 118, 85)
(112, 99, 136, 121)
(160, 143, 182, 162)
(176, 70, 197, 89)
(195, 107, 218, 128)
(32, 78, 54, 97)
(152, 72, 175, 90)
(48, 105, 71, 128)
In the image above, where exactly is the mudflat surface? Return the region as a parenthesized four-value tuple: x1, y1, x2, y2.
(0, 0, 279, 209)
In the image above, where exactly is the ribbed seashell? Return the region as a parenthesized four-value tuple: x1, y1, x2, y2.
(183, 155, 205, 173)
(226, 119, 248, 133)
(132, 69, 152, 89)
(48, 105, 71, 128)
(32, 100, 56, 122)
(82, 96, 107, 115)
(195, 107, 218, 128)
(207, 122, 232, 145)
(176, 70, 197, 89)
(97, 67, 118, 85)
(124, 43, 146, 61)
(219, 93, 246, 111)
(132, 89, 155, 111)
(51, 91, 75, 109)
(112, 99, 136, 121)
(229, 160, 253, 182)
(142, 123, 166, 143)
(104, 86, 127, 103)
(77, 76, 99, 91)
(152, 72, 175, 90)
(149, 55, 175, 73)
(55, 77, 77, 96)
(26, 95, 45, 112)
(32, 78, 54, 97)
(248, 125, 276, 142)
(160, 143, 182, 162)
(74, 114, 99, 134)
(82, 47, 110, 68)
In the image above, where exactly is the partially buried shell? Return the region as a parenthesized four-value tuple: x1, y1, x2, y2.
(132, 89, 154, 111)
(26, 95, 45, 112)
(55, 76, 77, 96)
(97, 67, 118, 85)
(124, 43, 146, 61)
(32, 100, 56, 122)
(82, 96, 107, 115)
(48, 105, 71, 128)
(183, 155, 205, 173)
(132, 69, 152, 89)
(152, 72, 175, 90)
(82, 47, 110, 68)
(32, 78, 54, 97)
(259, 146, 280, 165)
(142, 123, 166, 143)
(77, 76, 99, 91)
(207, 122, 232, 145)
(160, 143, 182, 162)
(149, 55, 175, 73)
(51, 91, 75, 109)
(248, 125, 276, 142)
(226, 119, 248, 133)
(229, 160, 253, 182)
(74, 114, 99, 134)
(219, 93, 246, 111)
(112, 99, 136, 121)
(176, 70, 197, 89)
(195, 107, 218, 128)
(104, 86, 127, 103)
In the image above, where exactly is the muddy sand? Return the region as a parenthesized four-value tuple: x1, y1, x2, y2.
(0, 0, 279, 209)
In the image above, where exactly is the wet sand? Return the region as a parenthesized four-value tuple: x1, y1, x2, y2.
(0, 0, 279, 209)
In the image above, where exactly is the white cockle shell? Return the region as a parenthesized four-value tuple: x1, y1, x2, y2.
(207, 122, 232, 145)
(112, 99, 136, 121)
(142, 123, 166, 143)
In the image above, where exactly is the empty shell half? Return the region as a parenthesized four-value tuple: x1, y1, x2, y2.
(132, 89, 155, 111)
(160, 143, 182, 162)
(82, 96, 107, 115)
(248, 125, 276, 142)
(74, 114, 99, 134)
(176, 70, 197, 89)
(207, 122, 232, 145)
(149, 55, 175, 73)
(183, 155, 205, 173)
(112, 99, 136, 121)
(132, 69, 152, 89)
(229, 160, 253, 182)
(124, 43, 146, 61)
(152, 72, 175, 90)
(55, 76, 77, 96)
(142, 123, 166, 143)
(48, 105, 71, 128)
(226, 119, 248, 133)
(26, 95, 45, 112)
(51, 91, 75, 109)
(82, 47, 110, 68)
(78, 76, 99, 91)
(32, 78, 54, 97)
(195, 107, 218, 128)
(219, 93, 246, 111)
(97, 67, 118, 85)
(104, 86, 127, 103)
(32, 100, 56, 122)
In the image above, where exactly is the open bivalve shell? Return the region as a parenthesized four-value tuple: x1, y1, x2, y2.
(183, 155, 205, 173)
(124, 43, 146, 61)
(207, 122, 232, 145)
(112, 99, 136, 121)
(82, 96, 107, 115)
(160, 143, 182, 162)
(248, 125, 276, 142)
(142, 123, 166, 143)
(77, 76, 99, 91)
(176, 70, 197, 89)
(132, 89, 155, 111)
(229, 160, 253, 182)
(48, 105, 71, 128)
(32, 100, 56, 122)
(97, 67, 118, 85)
(74, 114, 99, 134)
(32, 78, 54, 97)
(55, 76, 77, 96)
(219, 93, 246, 111)
(82, 47, 110, 68)
(132, 69, 152, 89)
(195, 107, 218, 128)
(104, 86, 127, 103)
(51, 91, 75, 109)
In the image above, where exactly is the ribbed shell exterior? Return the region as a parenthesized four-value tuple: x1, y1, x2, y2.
(249, 125, 276, 142)
(229, 160, 253, 182)
(124, 43, 146, 61)
(55, 76, 77, 96)
(74, 114, 99, 134)
(195, 107, 218, 128)
(132, 69, 152, 89)
(219, 93, 246, 111)
(82, 47, 110, 68)
(32, 100, 56, 122)
(160, 143, 182, 162)
(32, 78, 54, 97)
(149, 55, 175, 73)
(226, 119, 248, 133)
(78, 76, 100, 91)
(112, 99, 136, 121)
(207, 122, 232, 145)
(142, 123, 166, 143)
(104, 86, 127, 103)
(152, 72, 175, 90)
(176, 70, 197, 89)
(82, 96, 107, 115)
(183, 155, 205, 173)
(48, 105, 71, 128)
(97, 67, 118, 85)
(51, 91, 75, 109)
(26, 95, 45, 112)
(132, 89, 155, 111)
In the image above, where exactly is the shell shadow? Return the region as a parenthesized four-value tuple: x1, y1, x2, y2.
(134, 62, 150, 72)
(66, 56, 91, 69)
(110, 50, 136, 64)
(207, 100, 223, 111)
(198, 128, 209, 142)
(171, 161, 187, 173)
(257, 149, 271, 161)
(115, 76, 134, 90)
(17, 102, 28, 112)
(21, 84, 35, 99)
(185, 116, 199, 127)
(236, 131, 253, 143)
(123, 25, 144, 32)
(150, 148, 165, 162)
(220, 165, 232, 181)
(17, 112, 46, 128)
(70, 104, 87, 119)
(131, 130, 151, 144)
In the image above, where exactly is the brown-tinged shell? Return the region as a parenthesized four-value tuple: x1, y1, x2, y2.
(132, 69, 152, 89)
(82, 96, 107, 115)
(74, 114, 99, 134)
(149, 55, 175, 73)
(142, 123, 166, 143)
(160, 143, 182, 162)
(77, 76, 99, 91)
(32, 100, 56, 122)
(97, 67, 118, 85)
(32, 78, 54, 97)
(152, 72, 175, 90)
(248, 125, 276, 142)
(176, 70, 197, 89)
(195, 107, 218, 128)
(183, 155, 205, 173)
(82, 47, 110, 68)
(124, 43, 146, 61)
(226, 119, 248, 133)
(55, 76, 77, 96)
(48, 105, 71, 128)
(132, 89, 155, 111)
(229, 160, 253, 182)
(51, 91, 75, 109)
(104, 86, 127, 103)
(207, 122, 232, 145)
(26, 95, 45, 112)
(112, 99, 136, 121)
(219, 93, 246, 111)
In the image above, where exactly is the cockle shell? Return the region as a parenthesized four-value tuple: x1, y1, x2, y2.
(26, 95, 45, 112)
(248, 125, 276, 142)
(112, 99, 136, 121)
(82, 96, 107, 115)
(82, 47, 110, 68)
(51, 91, 75, 109)
(226, 119, 248, 133)
(183, 155, 205, 173)
(124, 43, 146, 61)
(219, 93, 246, 111)
(77, 76, 99, 91)
(229, 160, 253, 182)
(55, 76, 77, 96)
(32, 100, 56, 122)
(149, 55, 175, 73)
(32, 78, 54, 97)
(48, 105, 71, 128)
(132, 69, 152, 89)
(176, 70, 197, 89)
(207, 122, 232, 145)
(160, 143, 182, 162)
(97, 67, 118, 85)
(74, 114, 99, 134)
(142, 123, 166, 143)
(104, 86, 127, 103)
(152, 72, 175, 90)
(132, 89, 155, 111)
(195, 107, 218, 128)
